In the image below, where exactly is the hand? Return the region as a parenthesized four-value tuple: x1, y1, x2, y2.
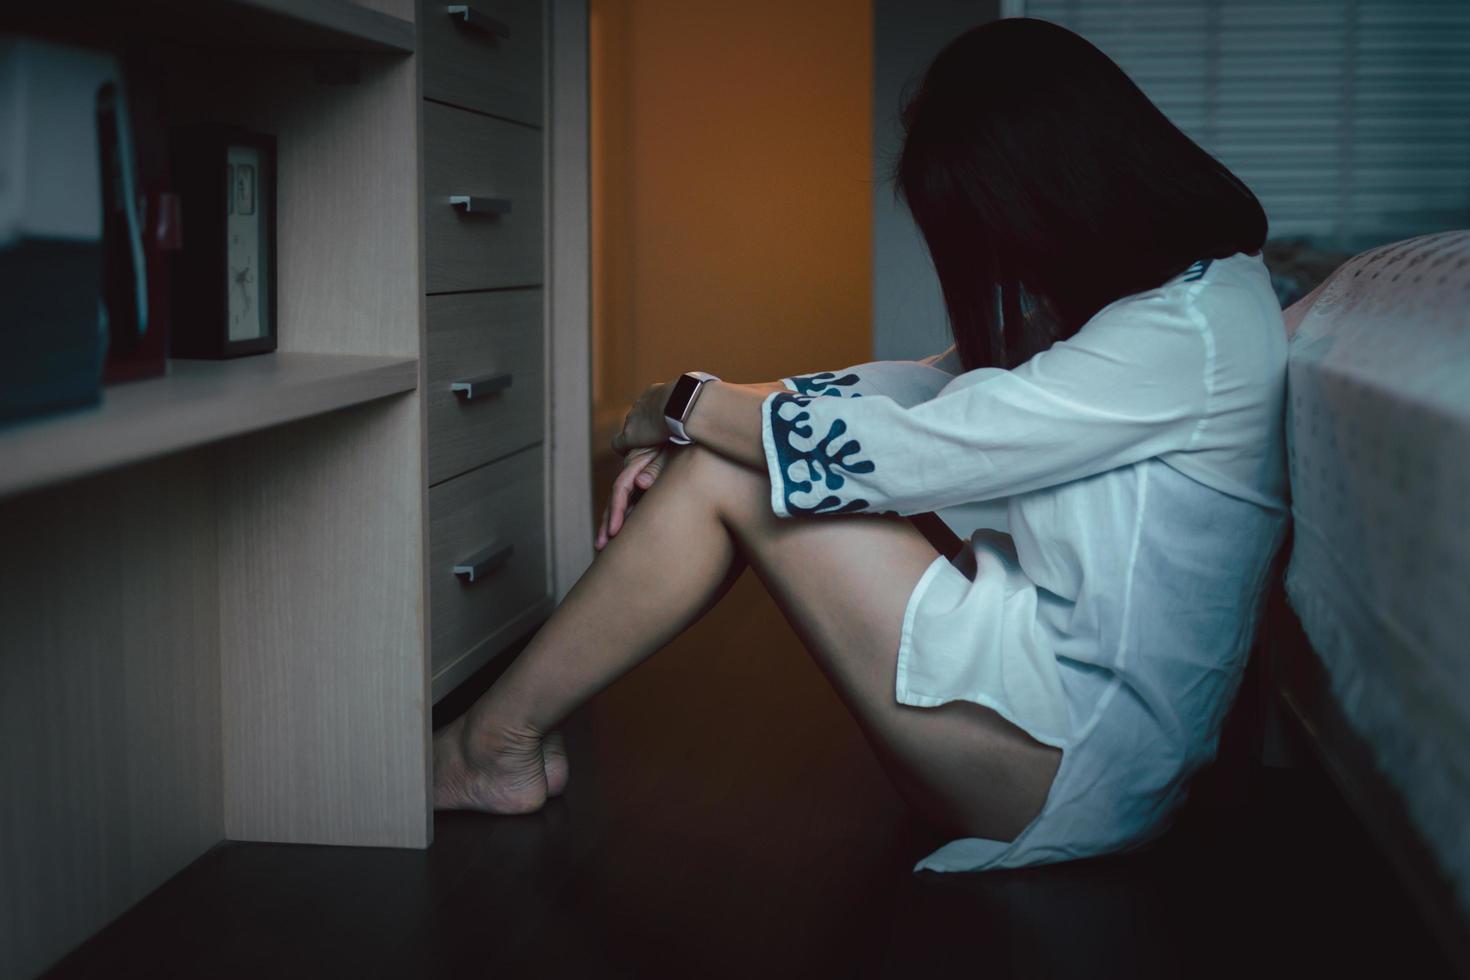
(595, 444, 673, 551)
(610, 379, 678, 457)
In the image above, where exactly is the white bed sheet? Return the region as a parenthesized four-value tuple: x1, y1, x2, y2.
(1284, 229, 1470, 918)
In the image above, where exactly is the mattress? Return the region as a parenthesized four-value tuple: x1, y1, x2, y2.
(1283, 229, 1470, 919)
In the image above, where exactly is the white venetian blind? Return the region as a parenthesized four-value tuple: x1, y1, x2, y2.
(1024, 0, 1470, 251)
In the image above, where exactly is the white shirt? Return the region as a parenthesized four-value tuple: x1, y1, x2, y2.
(758, 252, 1290, 870)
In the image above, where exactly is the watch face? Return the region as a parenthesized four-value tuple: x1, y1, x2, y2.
(226, 144, 266, 342)
(665, 373, 702, 420)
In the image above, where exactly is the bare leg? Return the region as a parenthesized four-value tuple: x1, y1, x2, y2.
(433, 443, 750, 814)
(435, 446, 1061, 841)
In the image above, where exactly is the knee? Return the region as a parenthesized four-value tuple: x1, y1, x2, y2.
(663, 444, 767, 517)
(665, 443, 746, 482)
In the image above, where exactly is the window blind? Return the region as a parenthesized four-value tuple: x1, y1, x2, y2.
(1023, 0, 1470, 251)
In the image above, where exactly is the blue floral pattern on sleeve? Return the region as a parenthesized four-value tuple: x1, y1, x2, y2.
(787, 371, 864, 398)
(768, 391, 877, 515)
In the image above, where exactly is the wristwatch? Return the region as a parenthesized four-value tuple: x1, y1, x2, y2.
(663, 371, 721, 445)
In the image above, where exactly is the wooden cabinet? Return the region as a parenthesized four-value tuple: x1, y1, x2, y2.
(0, 2, 591, 976)
(420, 0, 544, 125)
(428, 445, 550, 685)
(423, 100, 545, 292)
(419, 13, 555, 699)
(425, 290, 545, 484)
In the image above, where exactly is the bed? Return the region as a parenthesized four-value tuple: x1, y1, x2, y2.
(1265, 228, 1470, 972)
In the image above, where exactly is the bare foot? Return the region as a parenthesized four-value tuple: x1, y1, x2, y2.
(433, 713, 551, 814)
(544, 729, 570, 797)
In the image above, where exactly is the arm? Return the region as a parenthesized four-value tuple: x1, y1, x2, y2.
(679, 348, 962, 469)
(598, 377, 780, 551)
(680, 380, 777, 470)
(917, 343, 961, 375)
(760, 301, 1211, 518)
(600, 351, 966, 546)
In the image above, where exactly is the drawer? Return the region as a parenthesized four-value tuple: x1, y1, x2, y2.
(424, 100, 543, 293)
(429, 444, 549, 678)
(420, 0, 543, 127)
(427, 290, 544, 485)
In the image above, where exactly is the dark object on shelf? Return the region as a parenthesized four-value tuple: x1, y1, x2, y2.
(0, 37, 123, 423)
(168, 124, 277, 359)
(102, 57, 178, 384)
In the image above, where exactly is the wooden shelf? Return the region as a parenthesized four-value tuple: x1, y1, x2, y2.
(1, 0, 416, 54)
(0, 353, 418, 500)
(198, 0, 415, 52)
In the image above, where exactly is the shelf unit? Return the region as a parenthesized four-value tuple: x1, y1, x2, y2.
(2, 0, 417, 53)
(0, 353, 418, 500)
(0, 2, 593, 976)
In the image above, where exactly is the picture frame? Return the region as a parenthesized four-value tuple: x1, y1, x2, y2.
(168, 124, 277, 359)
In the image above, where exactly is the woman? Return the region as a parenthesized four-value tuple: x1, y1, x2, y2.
(434, 17, 1289, 872)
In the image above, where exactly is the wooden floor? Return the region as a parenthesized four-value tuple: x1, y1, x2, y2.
(45, 458, 1459, 979)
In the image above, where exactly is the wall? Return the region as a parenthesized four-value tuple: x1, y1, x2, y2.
(589, 0, 873, 450)
(871, 0, 1001, 362)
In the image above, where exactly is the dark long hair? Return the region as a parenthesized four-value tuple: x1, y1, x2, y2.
(893, 18, 1268, 372)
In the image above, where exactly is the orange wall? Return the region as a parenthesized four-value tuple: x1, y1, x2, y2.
(590, 0, 874, 446)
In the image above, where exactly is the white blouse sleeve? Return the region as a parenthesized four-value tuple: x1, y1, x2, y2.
(760, 298, 1210, 518)
(779, 345, 960, 401)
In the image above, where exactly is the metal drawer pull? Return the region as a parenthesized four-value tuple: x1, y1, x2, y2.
(454, 540, 514, 583)
(449, 195, 512, 215)
(446, 4, 510, 38)
(451, 371, 513, 400)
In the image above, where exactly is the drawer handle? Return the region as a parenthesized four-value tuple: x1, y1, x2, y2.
(451, 371, 513, 400)
(454, 540, 514, 584)
(449, 195, 512, 215)
(446, 4, 510, 39)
